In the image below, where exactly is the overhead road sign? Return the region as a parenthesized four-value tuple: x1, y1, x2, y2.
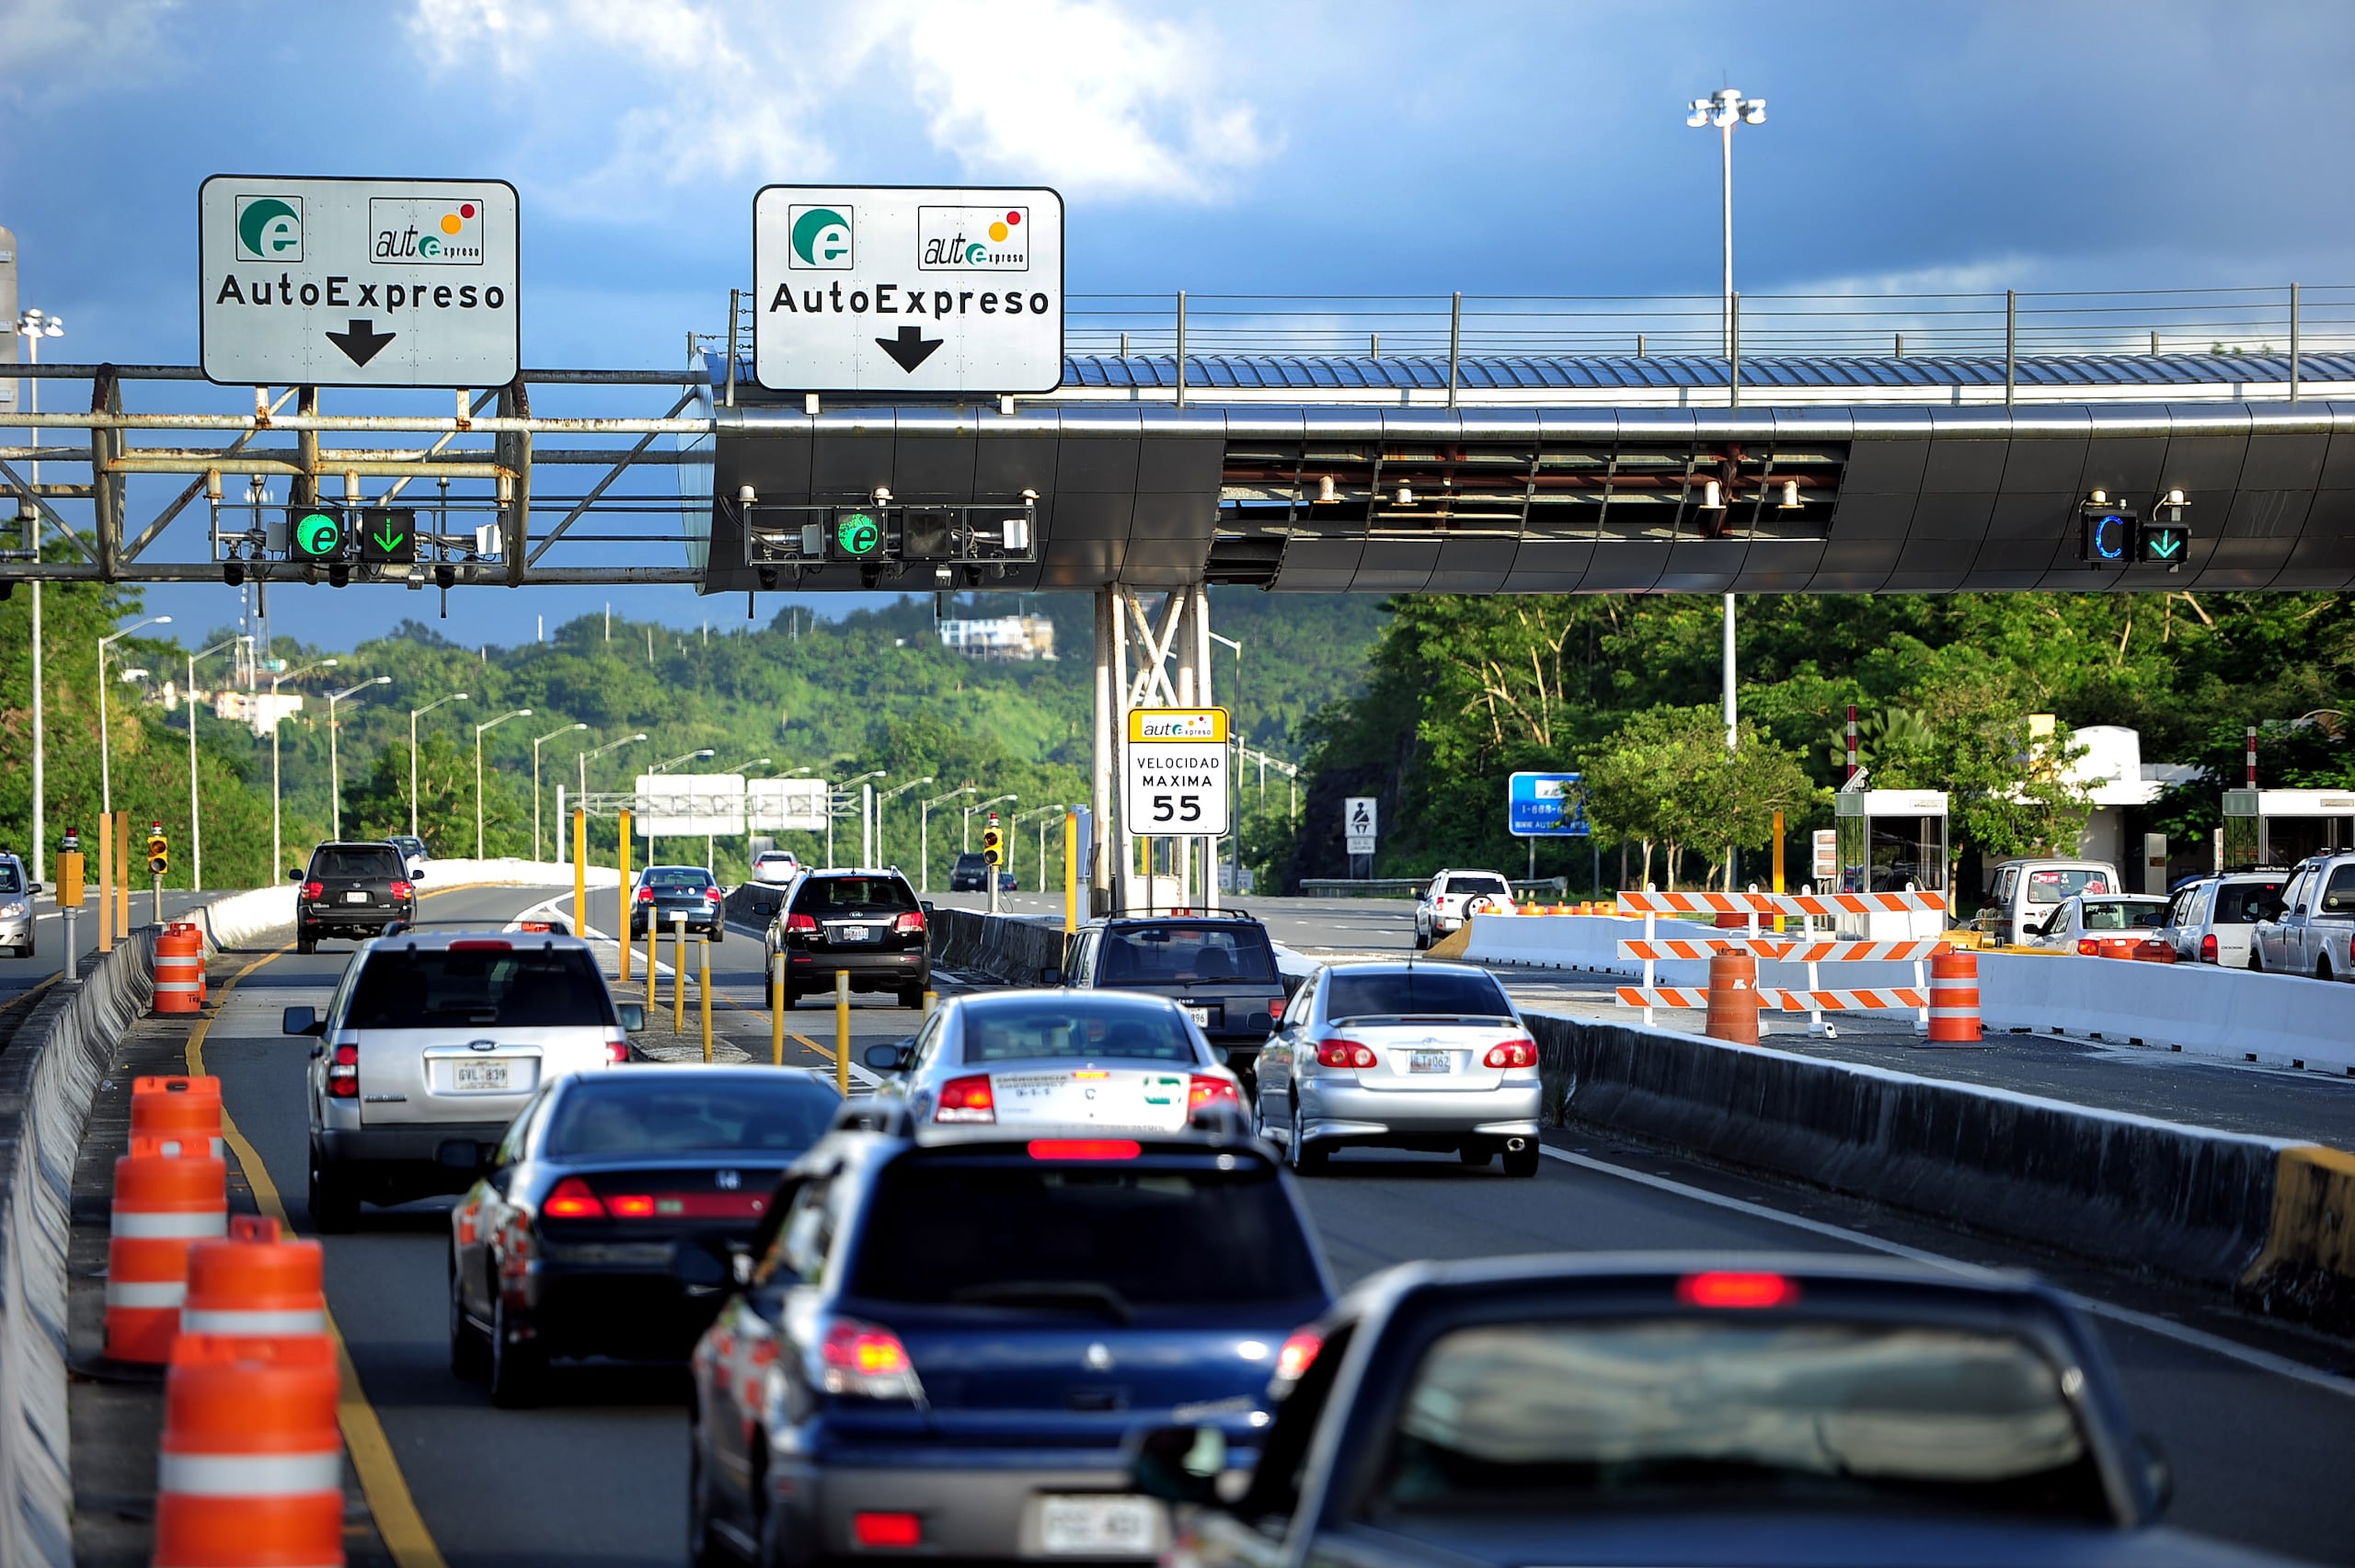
(1508, 772, 1590, 837)
(199, 176, 520, 388)
(633, 774, 746, 838)
(747, 777, 828, 834)
(1125, 708, 1230, 836)
(752, 185, 1064, 395)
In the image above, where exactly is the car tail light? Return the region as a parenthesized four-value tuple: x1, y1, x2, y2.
(894, 910, 925, 933)
(327, 1042, 358, 1098)
(818, 1316, 922, 1399)
(515, 921, 555, 933)
(706, 887, 723, 902)
(1189, 1074, 1238, 1110)
(1274, 1329, 1321, 1385)
(542, 1176, 607, 1219)
(786, 912, 819, 933)
(2201, 933, 2219, 963)
(606, 1194, 657, 1219)
(2077, 938, 2099, 956)
(1315, 1038, 1377, 1069)
(935, 1074, 995, 1123)
(1678, 1270, 1798, 1310)
(451, 939, 511, 952)
(636, 887, 654, 904)
(390, 880, 414, 901)
(302, 880, 324, 900)
(853, 1513, 922, 1549)
(1028, 1139, 1141, 1160)
(604, 1035, 630, 1064)
(1484, 1039, 1537, 1069)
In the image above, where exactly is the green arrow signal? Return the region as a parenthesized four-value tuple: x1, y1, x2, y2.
(2148, 531, 2185, 559)
(372, 521, 406, 554)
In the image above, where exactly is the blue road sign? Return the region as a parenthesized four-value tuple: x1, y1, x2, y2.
(1509, 771, 1590, 837)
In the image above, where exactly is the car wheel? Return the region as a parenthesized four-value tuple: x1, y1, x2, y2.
(488, 1288, 545, 1408)
(2320, 960, 2337, 983)
(448, 1250, 488, 1381)
(307, 1146, 358, 1233)
(1502, 1142, 1542, 1178)
(2250, 950, 2264, 973)
(899, 984, 925, 1010)
(296, 932, 317, 956)
(1287, 1099, 1326, 1174)
(708, 925, 723, 944)
(1458, 1143, 1494, 1168)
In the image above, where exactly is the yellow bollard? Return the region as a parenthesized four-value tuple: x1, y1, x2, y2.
(116, 813, 131, 938)
(672, 914, 687, 1034)
(645, 921, 659, 1001)
(922, 989, 938, 1016)
(771, 950, 787, 1067)
(572, 808, 587, 935)
(617, 808, 633, 984)
(98, 810, 115, 952)
(834, 970, 851, 1097)
(699, 938, 714, 1063)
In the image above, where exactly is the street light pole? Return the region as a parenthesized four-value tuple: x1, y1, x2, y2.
(408, 692, 469, 840)
(920, 785, 974, 894)
(577, 732, 649, 861)
(832, 772, 887, 869)
(325, 677, 393, 841)
(17, 309, 63, 882)
(475, 708, 534, 858)
(98, 615, 173, 816)
(877, 775, 933, 870)
(186, 637, 240, 890)
(270, 658, 338, 877)
(532, 723, 589, 861)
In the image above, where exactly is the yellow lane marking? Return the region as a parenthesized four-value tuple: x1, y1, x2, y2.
(790, 1031, 834, 1062)
(185, 943, 450, 1568)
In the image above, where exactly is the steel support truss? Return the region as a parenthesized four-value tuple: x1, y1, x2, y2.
(1093, 582, 1215, 916)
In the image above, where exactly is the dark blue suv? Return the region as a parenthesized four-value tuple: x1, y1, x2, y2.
(685, 1109, 1333, 1567)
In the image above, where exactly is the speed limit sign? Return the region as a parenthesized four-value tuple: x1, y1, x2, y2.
(1125, 708, 1231, 836)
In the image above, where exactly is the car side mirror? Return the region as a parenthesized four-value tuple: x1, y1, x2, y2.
(617, 1002, 647, 1033)
(1040, 966, 1063, 987)
(1281, 973, 1305, 999)
(409, 867, 425, 881)
(863, 1040, 913, 1073)
(282, 1005, 322, 1036)
(920, 900, 936, 916)
(287, 867, 303, 881)
(26, 883, 41, 895)
(1126, 1424, 1234, 1506)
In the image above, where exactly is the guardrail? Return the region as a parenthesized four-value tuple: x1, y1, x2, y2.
(1297, 877, 1568, 899)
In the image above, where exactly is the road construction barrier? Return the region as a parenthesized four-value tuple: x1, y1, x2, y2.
(104, 1136, 227, 1363)
(131, 1075, 224, 1159)
(153, 922, 205, 1015)
(1615, 887, 1938, 1036)
(1614, 986, 1712, 1010)
(153, 1333, 344, 1568)
(1617, 887, 1947, 920)
(179, 1217, 328, 1340)
(1928, 949, 1982, 1045)
(1760, 987, 1930, 1012)
(1705, 950, 1761, 1046)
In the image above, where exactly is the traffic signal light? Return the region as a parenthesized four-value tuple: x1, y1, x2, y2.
(2139, 515, 2189, 568)
(2079, 500, 2135, 567)
(829, 507, 884, 562)
(358, 506, 418, 565)
(291, 508, 347, 562)
(982, 819, 1004, 866)
(146, 822, 170, 877)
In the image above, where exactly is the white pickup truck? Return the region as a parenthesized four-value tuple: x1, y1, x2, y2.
(2250, 852, 2355, 981)
(1975, 858, 2122, 947)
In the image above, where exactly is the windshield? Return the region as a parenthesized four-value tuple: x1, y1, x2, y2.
(2214, 881, 2282, 923)
(349, 947, 610, 1029)
(312, 847, 402, 881)
(2325, 866, 2355, 915)
(1369, 1319, 2107, 1524)
(544, 1077, 835, 1156)
(1327, 970, 1513, 1021)
(797, 876, 917, 915)
(1099, 924, 1278, 985)
(1443, 876, 1511, 898)
(850, 1160, 1323, 1309)
(2081, 900, 2166, 931)
(960, 1001, 1200, 1063)
(387, 838, 424, 855)
(0, 865, 20, 895)
(2026, 869, 2108, 906)
(642, 867, 715, 890)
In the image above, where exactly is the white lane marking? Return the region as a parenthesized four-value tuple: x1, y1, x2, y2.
(1538, 1145, 2355, 1402)
(511, 893, 676, 977)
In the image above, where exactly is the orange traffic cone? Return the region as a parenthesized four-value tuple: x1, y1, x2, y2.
(131, 1075, 224, 1159)
(153, 1333, 344, 1568)
(105, 1137, 227, 1363)
(180, 1216, 327, 1341)
(154, 922, 206, 1015)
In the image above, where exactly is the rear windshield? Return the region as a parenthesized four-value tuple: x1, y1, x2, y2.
(2325, 866, 2355, 915)
(387, 838, 425, 855)
(1443, 876, 1511, 897)
(1370, 1320, 2106, 1524)
(312, 847, 402, 880)
(2214, 882, 2282, 923)
(961, 1001, 1200, 1063)
(1327, 970, 1512, 1021)
(1100, 924, 1278, 985)
(2081, 900, 2166, 931)
(2026, 869, 2108, 905)
(349, 947, 610, 1029)
(953, 853, 986, 868)
(0, 864, 20, 895)
(643, 867, 715, 890)
(850, 1161, 1323, 1309)
(544, 1077, 836, 1156)
(797, 876, 916, 914)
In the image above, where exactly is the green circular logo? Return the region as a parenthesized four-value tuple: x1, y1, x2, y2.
(296, 511, 341, 556)
(835, 511, 881, 556)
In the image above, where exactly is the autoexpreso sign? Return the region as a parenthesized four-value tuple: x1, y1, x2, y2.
(752, 185, 1063, 395)
(199, 176, 520, 388)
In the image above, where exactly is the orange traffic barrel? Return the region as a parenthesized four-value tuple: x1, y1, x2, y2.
(105, 1137, 228, 1363)
(132, 1076, 224, 1159)
(155, 922, 205, 1015)
(153, 1333, 344, 1568)
(1704, 950, 1761, 1046)
(181, 1216, 327, 1341)
(1927, 949, 1982, 1045)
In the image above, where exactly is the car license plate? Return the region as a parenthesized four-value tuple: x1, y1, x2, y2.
(452, 1060, 511, 1093)
(342, 889, 370, 904)
(834, 924, 875, 944)
(1038, 1495, 1158, 1555)
(1188, 1005, 1212, 1025)
(1408, 1050, 1452, 1074)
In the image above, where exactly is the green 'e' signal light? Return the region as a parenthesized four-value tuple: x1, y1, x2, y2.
(293, 509, 344, 560)
(833, 509, 883, 559)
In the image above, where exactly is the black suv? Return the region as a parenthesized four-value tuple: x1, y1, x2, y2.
(948, 852, 990, 892)
(291, 841, 417, 954)
(629, 865, 725, 942)
(769, 869, 930, 1007)
(1051, 912, 1289, 1093)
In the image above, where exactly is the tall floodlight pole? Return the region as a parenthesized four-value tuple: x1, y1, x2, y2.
(475, 708, 533, 858)
(578, 731, 648, 859)
(17, 309, 63, 880)
(1209, 631, 1243, 894)
(532, 723, 588, 861)
(325, 677, 393, 841)
(833, 772, 886, 869)
(98, 615, 173, 816)
(1688, 86, 1763, 760)
(270, 658, 338, 877)
(186, 637, 240, 889)
(921, 785, 975, 894)
(878, 776, 933, 871)
(408, 692, 469, 840)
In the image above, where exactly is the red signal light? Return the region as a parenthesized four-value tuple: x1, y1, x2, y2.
(1677, 1271, 1798, 1310)
(1027, 1139, 1141, 1161)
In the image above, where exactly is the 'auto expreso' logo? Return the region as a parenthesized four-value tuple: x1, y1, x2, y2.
(235, 195, 303, 262)
(788, 205, 854, 269)
(918, 206, 1028, 270)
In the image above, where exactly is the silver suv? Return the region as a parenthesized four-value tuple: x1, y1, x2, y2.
(288, 930, 644, 1230)
(2250, 852, 2355, 981)
(2159, 871, 2287, 968)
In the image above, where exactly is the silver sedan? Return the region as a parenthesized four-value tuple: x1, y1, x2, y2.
(1252, 960, 1544, 1176)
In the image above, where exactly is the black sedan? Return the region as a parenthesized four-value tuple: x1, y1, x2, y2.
(447, 1066, 839, 1406)
(631, 864, 727, 942)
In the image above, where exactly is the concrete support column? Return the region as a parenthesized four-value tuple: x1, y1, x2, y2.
(1091, 588, 1115, 915)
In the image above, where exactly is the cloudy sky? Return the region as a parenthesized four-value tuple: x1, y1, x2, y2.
(4, 0, 2349, 647)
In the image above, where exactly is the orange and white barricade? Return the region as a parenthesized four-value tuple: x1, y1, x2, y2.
(1926, 949, 1982, 1045)
(154, 921, 206, 1015)
(153, 1333, 345, 1568)
(131, 1075, 224, 1159)
(180, 1216, 328, 1341)
(1615, 886, 1949, 1036)
(105, 1136, 228, 1363)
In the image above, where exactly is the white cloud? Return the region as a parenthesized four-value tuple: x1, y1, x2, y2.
(406, 0, 1275, 206)
(0, 0, 179, 100)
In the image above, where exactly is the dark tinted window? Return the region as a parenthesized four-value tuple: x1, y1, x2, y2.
(959, 1000, 1200, 1063)
(0, 864, 21, 895)
(1369, 1320, 2107, 1524)
(1327, 970, 1511, 1020)
(953, 853, 986, 869)
(2214, 881, 2283, 923)
(2081, 899, 2166, 931)
(796, 876, 916, 914)
(1100, 924, 1277, 984)
(1442, 876, 1511, 898)
(2026, 868, 2108, 905)
(2325, 865, 2355, 914)
(544, 1077, 835, 1156)
(312, 847, 403, 880)
(850, 1160, 1322, 1308)
(349, 946, 610, 1028)
(643, 867, 715, 890)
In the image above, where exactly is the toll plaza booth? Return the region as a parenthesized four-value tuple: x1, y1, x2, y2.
(1832, 788, 1951, 938)
(2223, 788, 2355, 870)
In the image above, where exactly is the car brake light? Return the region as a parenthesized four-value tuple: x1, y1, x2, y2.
(935, 1074, 995, 1123)
(1678, 1270, 1798, 1309)
(542, 1176, 607, 1219)
(819, 1317, 922, 1399)
(451, 939, 511, 952)
(635, 887, 653, 904)
(327, 1042, 359, 1098)
(1028, 1139, 1141, 1160)
(706, 887, 723, 902)
(894, 910, 925, 933)
(302, 880, 324, 900)
(2200, 933, 2218, 963)
(1315, 1038, 1377, 1069)
(1484, 1039, 1537, 1069)
(2076, 938, 2098, 956)
(786, 912, 819, 933)
(1274, 1329, 1321, 1384)
(1188, 1074, 1238, 1110)
(604, 1036, 630, 1064)
(853, 1513, 922, 1549)
(607, 1194, 657, 1219)
(389, 880, 414, 901)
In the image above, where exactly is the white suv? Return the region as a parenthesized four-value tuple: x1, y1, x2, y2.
(2251, 853, 2355, 981)
(1413, 868, 1515, 949)
(751, 849, 802, 886)
(2159, 871, 2287, 968)
(289, 930, 643, 1230)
